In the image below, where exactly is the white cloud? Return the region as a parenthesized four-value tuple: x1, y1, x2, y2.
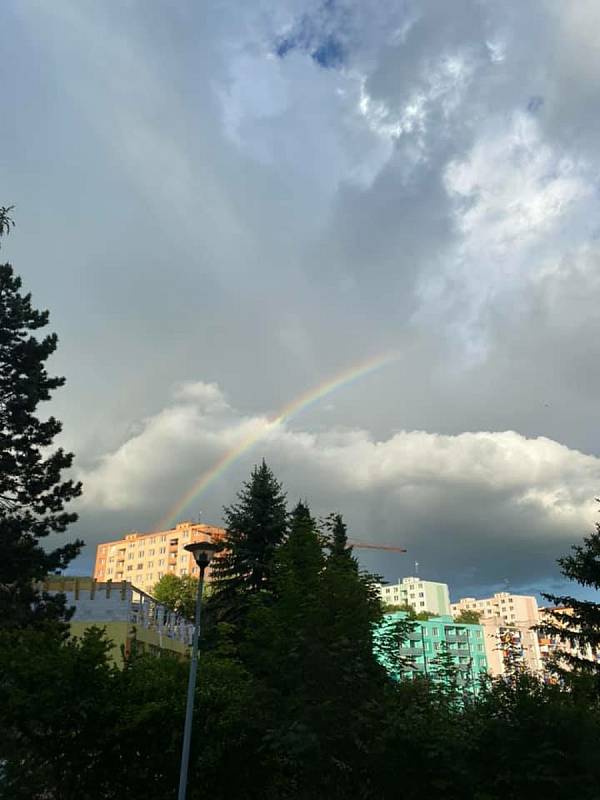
(416, 112, 596, 358)
(79, 381, 600, 587)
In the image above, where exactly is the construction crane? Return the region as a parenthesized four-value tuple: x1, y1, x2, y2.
(349, 540, 407, 553)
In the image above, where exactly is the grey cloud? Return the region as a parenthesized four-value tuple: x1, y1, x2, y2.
(1, 0, 599, 598)
(72, 381, 600, 595)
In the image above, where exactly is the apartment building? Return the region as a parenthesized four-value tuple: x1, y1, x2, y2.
(375, 612, 488, 695)
(480, 617, 543, 676)
(378, 576, 451, 616)
(451, 592, 539, 626)
(94, 521, 225, 594)
(537, 607, 600, 672)
(43, 577, 194, 664)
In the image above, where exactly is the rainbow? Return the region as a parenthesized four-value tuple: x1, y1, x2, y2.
(156, 351, 398, 530)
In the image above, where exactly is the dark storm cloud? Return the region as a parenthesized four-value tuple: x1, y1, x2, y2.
(1, 0, 599, 597)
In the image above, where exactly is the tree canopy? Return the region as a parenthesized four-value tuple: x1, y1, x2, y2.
(151, 573, 199, 619)
(538, 503, 600, 683)
(210, 459, 287, 620)
(0, 208, 82, 628)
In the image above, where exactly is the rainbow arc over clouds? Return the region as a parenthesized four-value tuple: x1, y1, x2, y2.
(156, 351, 398, 530)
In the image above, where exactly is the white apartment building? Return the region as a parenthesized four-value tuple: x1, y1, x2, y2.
(378, 577, 451, 616)
(451, 592, 540, 626)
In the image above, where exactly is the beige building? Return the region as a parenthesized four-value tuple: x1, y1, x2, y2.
(451, 592, 539, 627)
(94, 521, 225, 594)
(43, 577, 194, 665)
(452, 592, 542, 676)
(480, 616, 543, 676)
(378, 577, 451, 616)
(537, 607, 600, 672)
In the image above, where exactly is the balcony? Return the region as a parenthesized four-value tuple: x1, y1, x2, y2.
(446, 634, 468, 644)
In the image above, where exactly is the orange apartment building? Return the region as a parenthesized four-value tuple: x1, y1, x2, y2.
(93, 521, 225, 595)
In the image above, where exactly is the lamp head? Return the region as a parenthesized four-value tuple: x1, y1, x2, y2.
(184, 540, 220, 570)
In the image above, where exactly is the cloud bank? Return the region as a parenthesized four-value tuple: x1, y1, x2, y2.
(1, 0, 599, 597)
(79, 382, 600, 595)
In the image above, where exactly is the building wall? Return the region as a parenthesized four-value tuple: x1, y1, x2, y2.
(479, 616, 543, 677)
(375, 612, 488, 694)
(451, 592, 539, 626)
(537, 607, 600, 672)
(94, 521, 225, 594)
(43, 577, 193, 666)
(378, 577, 451, 616)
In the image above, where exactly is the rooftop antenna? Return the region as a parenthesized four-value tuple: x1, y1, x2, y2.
(414, 561, 419, 577)
(196, 510, 202, 524)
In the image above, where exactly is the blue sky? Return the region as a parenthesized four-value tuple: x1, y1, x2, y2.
(1, 0, 600, 601)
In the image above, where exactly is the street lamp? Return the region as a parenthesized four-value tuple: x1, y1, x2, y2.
(177, 539, 220, 800)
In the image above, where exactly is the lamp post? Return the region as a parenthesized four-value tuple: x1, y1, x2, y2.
(177, 539, 219, 800)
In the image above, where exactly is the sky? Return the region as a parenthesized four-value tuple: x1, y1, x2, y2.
(1, 0, 600, 601)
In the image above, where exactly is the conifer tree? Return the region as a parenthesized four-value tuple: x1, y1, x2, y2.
(323, 511, 353, 560)
(211, 460, 287, 618)
(0, 207, 82, 628)
(538, 503, 600, 678)
(430, 642, 461, 696)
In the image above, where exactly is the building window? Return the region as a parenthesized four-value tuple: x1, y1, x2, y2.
(419, 592, 424, 597)
(432, 628, 439, 636)
(137, 564, 143, 570)
(127, 565, 132, 572)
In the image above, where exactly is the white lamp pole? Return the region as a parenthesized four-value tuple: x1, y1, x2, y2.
(177, 539, 219, 800)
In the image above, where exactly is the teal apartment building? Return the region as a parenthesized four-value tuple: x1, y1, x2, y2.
(375, 612, 489, 695)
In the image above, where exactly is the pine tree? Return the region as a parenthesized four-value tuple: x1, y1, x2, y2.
(323, 511, 353, 560)
(538, 503, 600, 678)
(0, 207, 82, 628)
(497, 628, 526, 682)
(211, 460, 287, 618)
(430, 642, 461, 695)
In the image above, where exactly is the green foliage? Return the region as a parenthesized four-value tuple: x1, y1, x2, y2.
(497, 628, 527, 682)
(464, 673, 600, 800)
(454, 608, 482, 624)
(210, 459, 287, 621)
(0, 210, 82, 629)
(0, 626, 119, 799)
(430, 641, 462, 696)
(539, 503, 600, 680)
(382, 601, 433, 620)
(0, 206, 14, 237)
(374, 613, 417, 678)
(151, 572, 199, 619)
(5, 452, 600, 798)
(322, 511, 353, 559)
